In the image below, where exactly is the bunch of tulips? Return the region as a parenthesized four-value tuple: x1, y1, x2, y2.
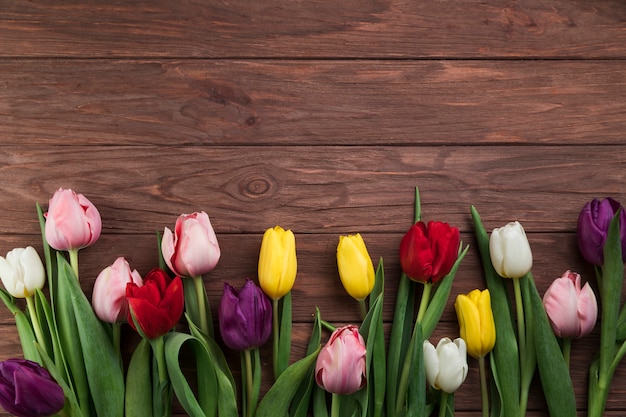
(0, 186, 624, 417)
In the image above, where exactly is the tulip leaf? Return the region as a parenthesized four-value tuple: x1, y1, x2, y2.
(277, 291, 293, 378)
(470, 206, 520, 417)
(183, 275, 214, 339)
(35, 288, 68, 379)
(406, 322, 425, 417)
(256, 345, 321, 417)
(125, 338, 153, 417)
(290, 308, 322, 417)
(526, 273, 577, 417)
(59, 256, 125, 417)
(35, 342, 83, 417)
(313, 385, 329, 417)
(421, 243, 469, 339)
(488, 353, 504, 417)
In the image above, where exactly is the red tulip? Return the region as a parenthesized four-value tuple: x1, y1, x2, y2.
(126, 268, 184, 339)
(399, 221, 460, 283)
(92, 257, 143, 324)
(315, 325, 366, 395)
(161, 211, 221, 277)
(44, 188, 102, 251)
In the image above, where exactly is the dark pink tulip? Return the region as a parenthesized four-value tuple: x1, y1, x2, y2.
(161, 211, 221, 277)
(218, 279, 272, 351)
(543, 270, 598, 339)
(577, 198, 626, 266)
(44, 188, 102, 251)
(315, 325, 367, 395)
(0, 359, 65, 417)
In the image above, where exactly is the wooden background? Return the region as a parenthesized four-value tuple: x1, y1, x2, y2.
(1, 0, 626, 415)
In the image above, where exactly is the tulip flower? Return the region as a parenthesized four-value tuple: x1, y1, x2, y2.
(218, 279, 272, 351)
(258, 226, 297, 300)
(423, 337, 468, 394)
(577, 197, 626, 266)
(0, 247, 45, 299)
(0, 358, 65, 417)
(161, 211, 221, 278)
(399, 221, 460, 284)
(315, 325, 367, 395)
(489, 221, 533, 279)
(44, 188, 101, 252)
(126, 268, 184, 340)
(337, 233, 375, 306)
(455, 289, 495, 359)
(543, 270, 597, 340)
(92, 257, 143, 324)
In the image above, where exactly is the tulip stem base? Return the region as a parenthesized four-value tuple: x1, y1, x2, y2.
(439, 392, 449, 417)
(562, 338, 571, 369)
(358, 299, 367, 321)
(69, 249, 79, 281)
(479, 356, 489, 417)
(192, 276, 210, 336)
(512, 278, 526, 365)
(25, 295, 46, 356)
(331, 393, 340, 417)
(244, 349, 254, 417)
(272, 298, 279, 379)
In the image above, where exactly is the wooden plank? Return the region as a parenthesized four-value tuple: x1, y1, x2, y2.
(1, 1, 626, 58)
(2, 60, 626, 146)
(0, 145, 621, 235)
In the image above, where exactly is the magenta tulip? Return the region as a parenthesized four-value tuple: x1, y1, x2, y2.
(92, 257, 143, 323)
(577, 197, 626, 266)
(543, 270, 597, 339)
(161, 211, 221, 277)
(0, 359, 65, 417)
(315, 325, 367, 395)
(44, 188, 102, 251)
(218, 279, 272, 351)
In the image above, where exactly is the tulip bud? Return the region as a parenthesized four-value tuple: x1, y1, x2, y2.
(399, 221, 460, 284)
(218, 279, 272, 351)
(0, 247, 45, 298)
(577, 198, 626, 266)
(0, 358, 65, 417)
(455, 289, 496, 359)
(543, 270, 597, 339)
(258, 226, 297, 300)
(126, 268, 184, 339)
(337, 234, 375, 301)
(423, 337, 468, 394)
(92, 257, 143, 324)
(44, 188, 101, 251)
(161, 211, 221, 278)
(315, 325, 366, 395)
(489, 221, 533, 279)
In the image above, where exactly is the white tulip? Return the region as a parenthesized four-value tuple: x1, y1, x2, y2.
(423, 337, 468, 394)
(0, 246, 45, 298)
(489, 221, 533, 279)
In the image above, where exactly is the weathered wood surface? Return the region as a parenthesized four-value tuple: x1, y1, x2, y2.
(1, 0, 626, 416)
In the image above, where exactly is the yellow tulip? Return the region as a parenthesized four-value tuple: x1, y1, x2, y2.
(454, 289, 496, 359)
(337, 234, 375, 301)
(258, 226, 297, 300)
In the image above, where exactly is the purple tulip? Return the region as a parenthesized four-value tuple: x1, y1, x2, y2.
(577, 198, 626, 266)
(0, 359, 65, 417)
(218, 279, 272, 351)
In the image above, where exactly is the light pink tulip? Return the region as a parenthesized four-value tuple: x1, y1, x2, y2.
(543, 270, 597, 339)
(92, 257, 143, 323)
(315, 325, 366, 395)
(44, 188, 102, 251)
(161, 211, 220, 277)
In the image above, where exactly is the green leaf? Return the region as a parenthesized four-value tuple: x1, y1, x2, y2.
(183, 277, 214, 339)
(126, 338, 153, 417)
(406, 322, 425, 417)
(256, 346, 321, 417)
(421, 244, 469, 339)
(277, 291, 293, 378)
(527, 273, 576, 417)
(36, 343, 84, 417)
(470, 206, 520, 417)
(290, 309, 323, 417)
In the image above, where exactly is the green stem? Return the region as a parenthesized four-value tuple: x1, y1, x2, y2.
(479, 355, 489, 417)
(331, 393, 341, 417)
(439, 391, 449, 417)
(512, 278, 526, 366)
(358, 298, 367, 321)
(272, 298, 279, 379)
(562, 338, 572, 370)
(244, 349, 254, 417)
(192, 276, 209, 335)
(112, 322, 122, 363)
(150, 336, 168, 385)
(69, 249, 79, 281)
(320, 319, 337, 332)
(395, 282, 431, 414)
(25, 295, 46, 353)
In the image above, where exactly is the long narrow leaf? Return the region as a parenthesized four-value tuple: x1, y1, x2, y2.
(126, 338, 153, 417)
(277, 292, 293, 377)
(290, 308, 323, 417)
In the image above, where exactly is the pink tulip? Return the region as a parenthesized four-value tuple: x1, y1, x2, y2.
(92, 257, 143, 323)
(543, 270, 598, 339)
(161, 212, 220, 277)
(44, 188, 102, 251)
(315, 325, 366, 395)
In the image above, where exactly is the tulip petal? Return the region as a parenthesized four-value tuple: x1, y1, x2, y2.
(578, 283, 598, 337)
